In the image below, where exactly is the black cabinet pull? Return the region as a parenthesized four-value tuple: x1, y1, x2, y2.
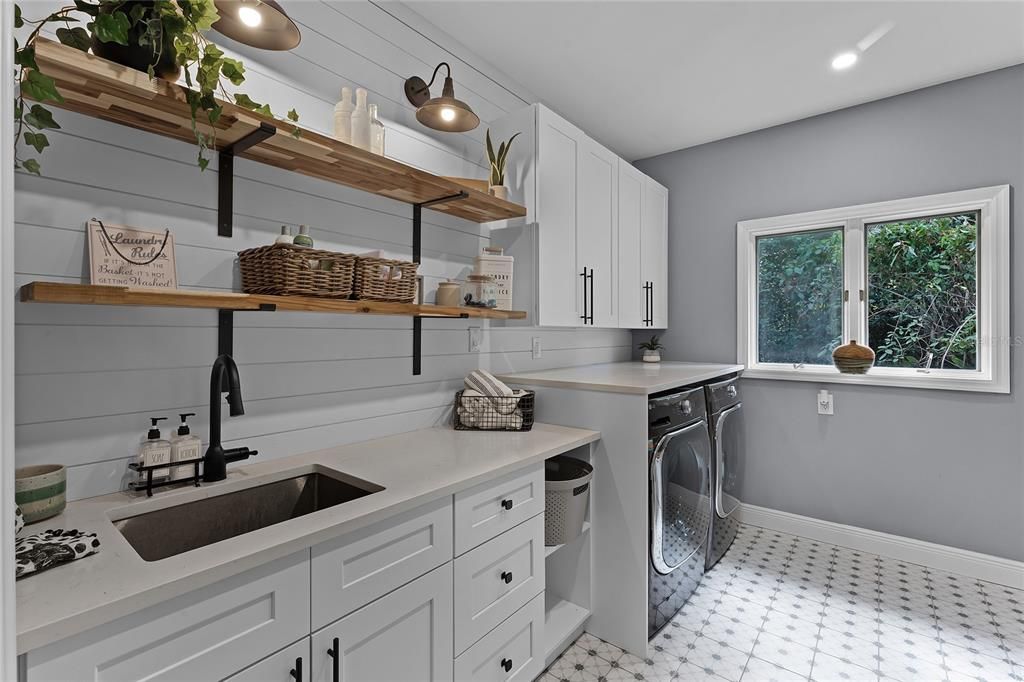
(327, 637, 339, 682)
(501, 658, 513, 673)
(290, 656, 303, 682)
(580, 269, 588, 323)
(642, 282, 650, 326)
(588, 267, 595, 325)
(501, 499, 513, 510)
(649, 281, 654, 326)
(500, 570, 513, 584)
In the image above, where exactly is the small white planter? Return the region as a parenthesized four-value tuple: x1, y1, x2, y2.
(642, 350, 661, 363)
(489, 185, 509, 201)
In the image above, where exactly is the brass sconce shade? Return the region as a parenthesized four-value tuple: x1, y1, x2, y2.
(212, 0, 302, 51)
(404, 62, 480, 133)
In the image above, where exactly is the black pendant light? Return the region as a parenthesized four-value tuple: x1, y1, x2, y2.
(404, 62, 480, 133)
(212, 0, 301, 51)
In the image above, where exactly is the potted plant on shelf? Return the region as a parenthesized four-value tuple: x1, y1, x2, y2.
(485, 129, 519, 200)
(13, 0, 298, 176)
(639, 335, 664, 363)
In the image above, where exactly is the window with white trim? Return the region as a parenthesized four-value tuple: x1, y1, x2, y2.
(737, 186, 1010, 392)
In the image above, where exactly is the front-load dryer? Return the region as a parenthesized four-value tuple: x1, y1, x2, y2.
(648, 387, 713, 638)
(705, 375, 744, 571)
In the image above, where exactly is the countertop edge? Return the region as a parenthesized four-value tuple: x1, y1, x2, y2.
(17, 425, 599, 654)
(498, 364, 745, 394)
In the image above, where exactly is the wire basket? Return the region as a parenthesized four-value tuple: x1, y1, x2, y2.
(453, 390, 534, 432)
(238, 244, 356, 298)
(354, 256, 419, 303)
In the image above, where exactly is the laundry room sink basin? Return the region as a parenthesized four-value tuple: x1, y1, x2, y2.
(113, 468, 384, 561)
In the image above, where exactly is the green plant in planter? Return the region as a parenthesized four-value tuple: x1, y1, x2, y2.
(13, 0, 298, 175)
(638, 335, 664, 352)
(485, 129, 519, 187)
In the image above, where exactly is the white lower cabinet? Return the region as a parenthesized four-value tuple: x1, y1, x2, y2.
(454, 513, 545, 654)
(226, 638, 311, 682)
(454, 593, 545, 682)
(310, 563, 454, 682)
(25, 551, 310, 682)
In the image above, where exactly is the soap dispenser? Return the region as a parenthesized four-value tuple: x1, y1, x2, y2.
(170, 413, 202, 480)
(138, 417, 171, 482)
(275, 225, 293, 244)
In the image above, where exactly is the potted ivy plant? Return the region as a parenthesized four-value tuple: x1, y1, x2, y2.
(13, 0, 298, 176)
(485, 128, 519, 200)
(639, 335, 664, 363)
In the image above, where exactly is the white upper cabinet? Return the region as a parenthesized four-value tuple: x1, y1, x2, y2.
(617, 161, 646, 329)
(642, 179, 669, 328)
(490, 104, 667, 329)
(576, 137, 619, 328)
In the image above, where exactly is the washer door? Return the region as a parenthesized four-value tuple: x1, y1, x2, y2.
(650, 420, 712, 575)
(714, 403, 744, 519)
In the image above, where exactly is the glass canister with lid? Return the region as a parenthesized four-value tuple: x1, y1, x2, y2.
(463, 274, 498, 308)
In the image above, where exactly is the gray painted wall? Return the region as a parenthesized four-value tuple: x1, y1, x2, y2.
(635, 65, 1024, 561)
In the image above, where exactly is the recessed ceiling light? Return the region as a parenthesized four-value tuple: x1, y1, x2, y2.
(832, 52, 858, 70)
(238, 6, 262, 27)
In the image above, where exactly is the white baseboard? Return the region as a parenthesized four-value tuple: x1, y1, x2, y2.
(736, 503, 1024, 589)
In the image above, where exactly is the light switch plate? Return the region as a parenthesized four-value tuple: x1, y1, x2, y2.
(531, 337, 542, 359)
(468, 327, 482, 353)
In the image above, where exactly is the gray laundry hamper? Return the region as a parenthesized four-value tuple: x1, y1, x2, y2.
(544, 455, 593, 546)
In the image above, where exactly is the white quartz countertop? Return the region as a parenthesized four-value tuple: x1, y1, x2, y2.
(499, 362, 744, 395)
(16, 423, 599, 654)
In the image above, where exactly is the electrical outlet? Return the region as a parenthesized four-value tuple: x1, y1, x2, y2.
(817, 390, 834, 415)
(531, 337, 542, 359)
(468, 327, 482, 353)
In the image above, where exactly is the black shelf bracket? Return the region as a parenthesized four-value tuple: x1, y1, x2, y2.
(218, 122, 277, 237)
(411, 191, 470, 375)
(218, 304, 276, 358)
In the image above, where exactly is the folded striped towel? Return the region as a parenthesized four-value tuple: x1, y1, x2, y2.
(464, 369, 513, 397)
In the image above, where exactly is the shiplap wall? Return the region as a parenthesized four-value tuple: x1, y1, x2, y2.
(14, 1, 631, 501)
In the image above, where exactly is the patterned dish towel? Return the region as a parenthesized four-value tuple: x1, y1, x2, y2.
(16, 529, 100, 580)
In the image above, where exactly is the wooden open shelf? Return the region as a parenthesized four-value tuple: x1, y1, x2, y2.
(27, 38, 527, 224)
(20, 282, 528, 320)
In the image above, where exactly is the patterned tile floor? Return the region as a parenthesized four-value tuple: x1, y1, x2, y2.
(539, 525, 1024, 682)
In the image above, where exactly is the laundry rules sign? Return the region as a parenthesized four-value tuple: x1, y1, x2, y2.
(87, 219, 178, 289)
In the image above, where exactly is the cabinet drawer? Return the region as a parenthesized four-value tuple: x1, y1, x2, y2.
(454, 464, 544, 555)
(455, 592, 545, 682)
(454, 514, 545, 654)
(26, 551, 310, 682)
(226, 638, 310, 682)
(311, 495, 452, 630)
(310, 563, 453, 682)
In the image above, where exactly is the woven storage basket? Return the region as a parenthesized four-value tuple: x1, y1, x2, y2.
(354, 256, 419, 303)
(238, 244, 356, 297)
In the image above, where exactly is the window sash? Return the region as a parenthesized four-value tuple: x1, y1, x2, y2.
(736, 186, 1009, 393)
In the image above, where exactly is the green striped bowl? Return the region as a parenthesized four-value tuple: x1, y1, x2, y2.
(15, 465, 67, 524)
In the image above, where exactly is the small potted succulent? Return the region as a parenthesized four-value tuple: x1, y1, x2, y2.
(485, 129, 519, 200)
(639, 335, 664, 363)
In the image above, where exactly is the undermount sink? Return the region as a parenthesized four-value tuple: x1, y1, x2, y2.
(113, 468, 384, 561)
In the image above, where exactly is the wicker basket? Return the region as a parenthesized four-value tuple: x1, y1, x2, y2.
(453, 390, 534, 432)
(238, 244, 356, 298)
(354, 256, 419, 303)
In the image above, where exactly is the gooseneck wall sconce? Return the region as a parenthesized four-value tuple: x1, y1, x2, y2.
(404, 62, 480, 132)
(212, 0, 302, 50)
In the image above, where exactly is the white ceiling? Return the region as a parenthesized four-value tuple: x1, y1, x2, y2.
(404, 1, 1024, 160)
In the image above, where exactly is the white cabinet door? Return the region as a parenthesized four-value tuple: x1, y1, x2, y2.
(454, 593, 545, 682)
(310, 563, 454, 682)
(226, 639, 310, 682)
(642, 178, 669, 328)
(617, 160, 645, 329)
(536, 105, 583, 327)
(576, 137, 619, 328)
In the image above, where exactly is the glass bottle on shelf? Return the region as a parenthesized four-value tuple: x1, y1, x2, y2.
(369, 104, 386, 156)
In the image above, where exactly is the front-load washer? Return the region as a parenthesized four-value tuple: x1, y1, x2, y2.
(648, 387, 713, 638)
(705, 375, 744, 571)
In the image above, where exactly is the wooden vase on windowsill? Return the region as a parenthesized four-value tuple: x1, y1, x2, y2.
(832, 340, 875, 374)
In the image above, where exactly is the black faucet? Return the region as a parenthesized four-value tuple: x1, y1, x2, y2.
(203, 354, 257, 482)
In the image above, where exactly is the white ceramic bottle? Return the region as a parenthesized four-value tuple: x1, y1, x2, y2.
(369, 103, 386, 156)
(275, 225, 293, 244)
(138, 417, 171, 483)
(333, 87, 353, 144)
(169, 413, 202, 481)
(351, 88, 370, 151)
